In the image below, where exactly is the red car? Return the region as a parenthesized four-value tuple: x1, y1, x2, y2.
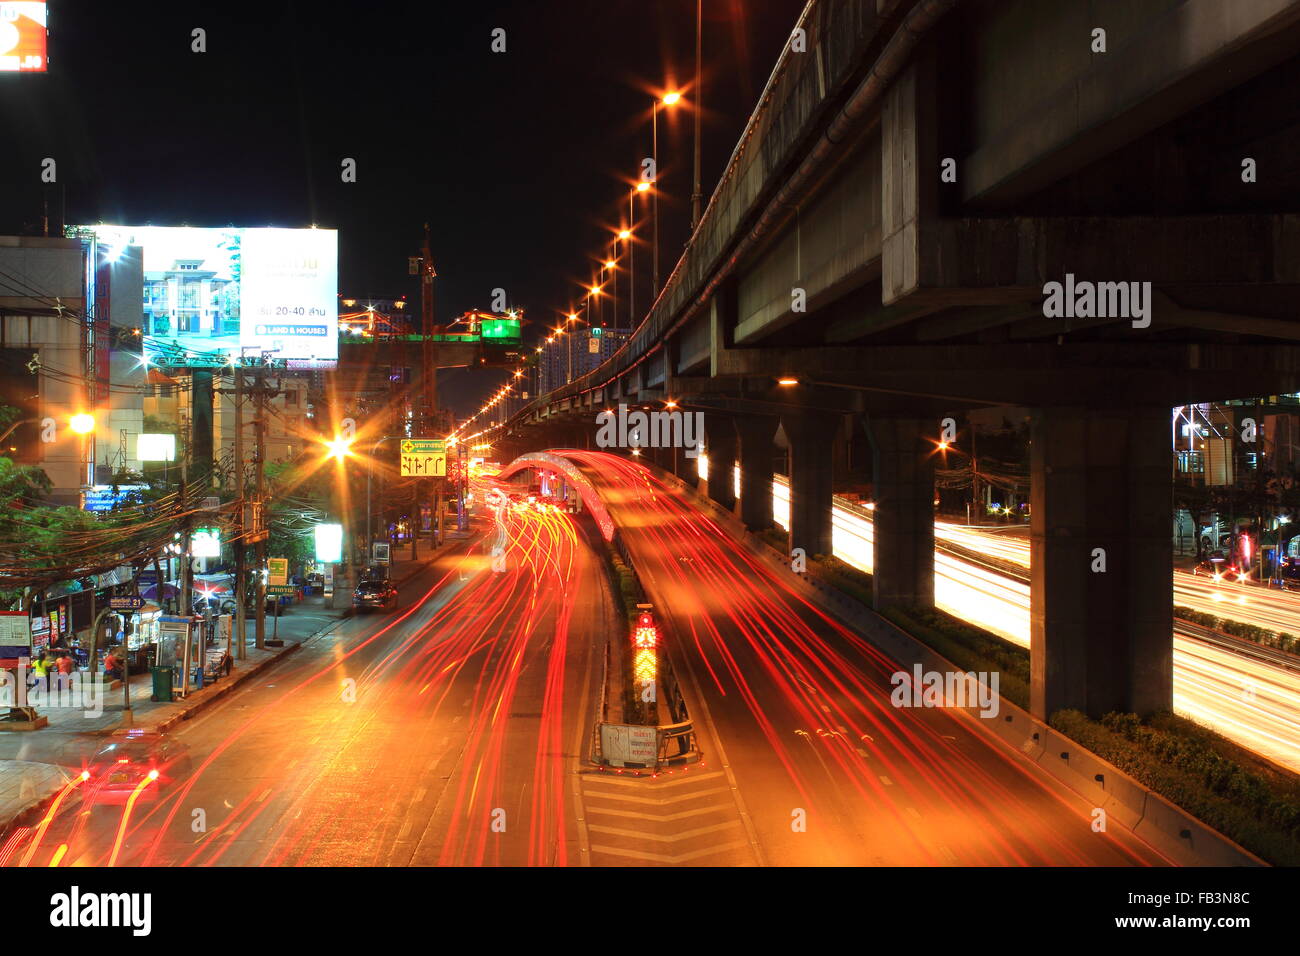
(84, 731, 192, 804)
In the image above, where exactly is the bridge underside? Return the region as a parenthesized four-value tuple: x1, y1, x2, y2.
(500, 1, 1300, 721)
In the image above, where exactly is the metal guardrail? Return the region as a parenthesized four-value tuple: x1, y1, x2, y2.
(657, 721, 701, 766)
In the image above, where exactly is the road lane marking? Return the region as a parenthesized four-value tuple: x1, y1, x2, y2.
(579, 770, 724, 790)
(588, 839, 751, 864)
(587, 819, 742, 842)
(576, 785, 732, 806)
(582, 803, 734, 823)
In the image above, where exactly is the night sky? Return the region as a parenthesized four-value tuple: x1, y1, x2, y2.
(0, 1, 804, 417)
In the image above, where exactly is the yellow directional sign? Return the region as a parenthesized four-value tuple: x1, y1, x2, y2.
(400, 438, 447, 477)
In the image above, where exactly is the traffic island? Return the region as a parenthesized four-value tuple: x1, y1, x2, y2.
(586, 524, 702, 772)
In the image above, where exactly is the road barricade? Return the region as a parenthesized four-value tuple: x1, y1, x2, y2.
(590, 719, 702, 771)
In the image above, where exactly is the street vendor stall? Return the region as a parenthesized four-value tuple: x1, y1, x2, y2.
(124, 603, 163, 671)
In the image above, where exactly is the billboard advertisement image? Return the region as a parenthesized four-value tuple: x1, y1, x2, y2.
(81, 225, 338, 363)
(0, 2, 47, 72)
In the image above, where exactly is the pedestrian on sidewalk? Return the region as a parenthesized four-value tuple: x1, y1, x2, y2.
(52, 650, 75, 694)
(29, 650, 51, 688)
(103, 648, 123, 682)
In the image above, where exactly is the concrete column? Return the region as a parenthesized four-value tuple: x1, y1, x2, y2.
(675, 443, 701, 488)
(784, 412, 837, 558)
(832, 420, 850, 487)
(736, 415, 778, 531)
(867, 416, 935, 610)
(703, 414, 737, 512)
(1030, 406, 1172, 720)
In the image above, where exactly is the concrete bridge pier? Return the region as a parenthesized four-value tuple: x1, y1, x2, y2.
(866, 415, 936, 611)
(673, 441, 701, 488)
(703, 413, 738, 513)
(1030, 405, 1173, 720)
(736, 415, 779, 532)
(784, 411, 837, 559)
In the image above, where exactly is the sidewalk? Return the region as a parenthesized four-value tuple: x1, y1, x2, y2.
(0, 547, 443, 837)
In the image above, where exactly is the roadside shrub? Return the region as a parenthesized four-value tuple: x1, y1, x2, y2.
(1051, 709, 1300, 866)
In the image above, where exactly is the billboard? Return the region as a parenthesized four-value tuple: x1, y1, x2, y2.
(80, 226, 338, 363)
(0, 2, 47, 72)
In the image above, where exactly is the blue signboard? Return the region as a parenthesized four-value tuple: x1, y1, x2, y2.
(83, 484, 147, 513)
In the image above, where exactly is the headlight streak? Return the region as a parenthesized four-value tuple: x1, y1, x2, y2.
(771, 476, 1300, 772)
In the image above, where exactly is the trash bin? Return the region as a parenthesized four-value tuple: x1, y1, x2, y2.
(150, 665, 173, 702)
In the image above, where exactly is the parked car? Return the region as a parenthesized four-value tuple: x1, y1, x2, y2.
(1192, 555, 1246, 582)
(353, 579, 398, 612)
(85, 730, 192, 804)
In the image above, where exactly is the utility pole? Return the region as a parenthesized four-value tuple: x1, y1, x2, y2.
(178, 456, 194, 697)
(233, 366, 247, 661)
(254, 363, 268, 650)
(419, 225, 437, 560)
(410, 478, 419, 562)
(421, 224, 437, 429)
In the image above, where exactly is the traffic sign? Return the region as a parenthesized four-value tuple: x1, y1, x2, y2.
(268, 558, 289, 587)
(108, 596, 145, 611)
(400, 438, 447, 477)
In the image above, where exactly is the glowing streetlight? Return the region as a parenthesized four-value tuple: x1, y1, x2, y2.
(618, 229, 631, 240)
(69, 413, 95, 434)
(776, 378, 799, 387)
(635, 180, 651, 193)
(662, 90, 682, 106)
(324, 435, 354, 460)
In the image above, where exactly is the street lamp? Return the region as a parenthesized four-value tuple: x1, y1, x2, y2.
(651, 90, 684, 295)
(324, 435, 354, 460)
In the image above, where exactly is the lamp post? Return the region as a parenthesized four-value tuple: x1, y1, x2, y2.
(365, 435, 398, 563)
(627, 192, 637, 322)
(618, 227, 632, 328)
(652, 96, 661, 295)
(652, 90, 683, 297)
(691, 0, 703, 230)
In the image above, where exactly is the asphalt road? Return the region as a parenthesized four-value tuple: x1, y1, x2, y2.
(13, 501, 608, 868)
(563, 450, 1171, 866)
(12, 462, 1176, 867)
